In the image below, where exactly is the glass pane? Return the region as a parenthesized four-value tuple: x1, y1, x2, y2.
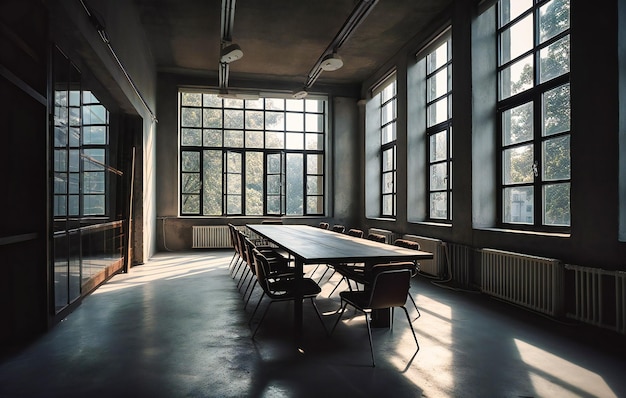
(382, 171, 394, 194)
(503, 144, 533, 184)
(286, 99, 304, 111)
(182, 194, 200, 213)
(430, 163, 448, 190)
(245, 98, 263, 109)
(381, 124, 395, 145)
(286, 132, 304, 150)
(307, 176, 323, 194)
(307, 154, 323, 174)
(83, 195, 105, 215)
(83, 171, 104, 193)
(226, 152, 241, 173)
(430, 192, 448, 219)
(539, 35, 569, 83)
(203, 108, 222, 128)
(500, 14, 533, 64)
(181, 128, 202, 146)
(68, 173, 79, 194)
(224, 130, 244, 147)
(267, 175, 281, 194)
(181, 92, 202, 106)
(503, 102, 533, 145)
(286, 154, 303, 215)
(504, 186, 534, 224)
(202, 93, 221, 107)
(543, 182, 570, 226)
(427, 41, 449, 73)
(203, 129, 222, 146)
(227, 174, 241, 194)
(267, 154, 281, 174)
(382, 194, 394, 216)
(224, 98, 244, 109)
(543, 84, 570, 136)
(499, 54, 533, 99)
(203, 150, 222, 215)
(181, 108, 202, 127)
(499, 0, 532, 27)
(305, 99, 324, 113)
(267, 196, 281, 214)
(427, 97, 448, 127)
(430, 131, 447, 162)
(427, 68, 449, 102)
(286, 112, 304, 132)
(83, 125, 107, 145)
(382, 148, 394, 172)
(68, 195, 79, 216)
(226, 194, 242, 214)
(305, 113, 323, 132)
(265, 98, 285, 110)
(245, 152, 263, 215)
(543, 135, 570, 180)
(307, 196, 323, 214)
(182, 173, 200, 194)
(266, 132, 284, 149)
(245, 131, 264, 148)
(83, 149, 105, 171)
(265, 112, 285, 130)
(224, 109, 243, 129)
(381, 101, 395, 125)
(306, 133, 324, 150)
(181, 151, 200, 172)
(83, 104, 107, 125)
(381, 80, 396, 102)
(539, 0, 570, 44)
(245, 110, 264, 129)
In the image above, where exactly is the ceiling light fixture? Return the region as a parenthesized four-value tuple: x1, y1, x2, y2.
(292, 89, 308, 99)
(220, 43, 243, 63)
(319, 53, 343, 71)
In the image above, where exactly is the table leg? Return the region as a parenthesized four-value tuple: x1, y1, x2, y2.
(294, 258, 303, 342)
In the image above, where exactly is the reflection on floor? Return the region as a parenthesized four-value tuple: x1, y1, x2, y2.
(1, 250, 625, 397)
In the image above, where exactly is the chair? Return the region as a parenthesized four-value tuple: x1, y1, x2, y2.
(347, 228, 364, 238)
(331, 232, 388, 291)
(331, 225, 346, 233)
(366, 233, 387, 243)
(393, 239, 421, 319)
(318, 222, 330, 230)
(249, 249, 327, 338)
(330, 263, 419, 367)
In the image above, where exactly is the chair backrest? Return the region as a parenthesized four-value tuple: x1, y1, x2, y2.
(331, 225, 345, 233)
(252, 248, 271, 293)
(242, 236, 257, 273)
(367, 264, 413, 310)
(366, 233, 387, 243)
(319, 222, 330, 230)
(347, 228, 364, 238)
(261, 219, 283, 224)
(394, 238, 420, 250)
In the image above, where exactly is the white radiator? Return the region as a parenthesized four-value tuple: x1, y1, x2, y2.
(192, 226, 232, 248)
(565, 264, 626, 335)
(481, 249, 564, 317)
(368, 228, 395, 243)
(402, 235, 446, 278)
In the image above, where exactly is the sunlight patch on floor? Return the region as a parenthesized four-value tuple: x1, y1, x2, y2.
(514, 338, 618, 398)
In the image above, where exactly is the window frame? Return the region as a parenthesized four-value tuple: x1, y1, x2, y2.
(496, 0, 571, 232)
(374, 76, 398, 218)
(178, 91, 327, 217)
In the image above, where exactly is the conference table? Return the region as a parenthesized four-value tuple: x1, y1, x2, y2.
(246, 224, 434, 341)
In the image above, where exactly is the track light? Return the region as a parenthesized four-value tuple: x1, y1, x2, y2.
(220, 43, 243, 63)
(319, 53, 343, 71)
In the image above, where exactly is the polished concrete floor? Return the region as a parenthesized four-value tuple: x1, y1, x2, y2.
(1, 250, 625, 398)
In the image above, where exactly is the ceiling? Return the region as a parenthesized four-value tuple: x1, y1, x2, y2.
(133, 0, 452, 91)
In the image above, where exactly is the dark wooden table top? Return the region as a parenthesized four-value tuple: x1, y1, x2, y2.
(247, 224, 433, 265)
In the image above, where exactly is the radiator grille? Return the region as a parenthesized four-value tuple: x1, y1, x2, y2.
(192, 226, 232, 248)
(447, 242, 473, 287)
(402, 235, 446, 278)
(481, 249, 564, 317)
(565, 264, 626, 334)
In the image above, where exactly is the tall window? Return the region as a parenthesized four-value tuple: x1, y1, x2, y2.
(54, 88, 109, 217)
(497, 0, 570, 229)
(424, 34, 452, 221)
(179, 92, 326, 216)
(373, 77, 397, 217)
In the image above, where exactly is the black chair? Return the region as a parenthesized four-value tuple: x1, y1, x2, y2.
(331, 224, 346, 233)
(330, 263, 419, 367)
(318, 222, 329, 229)
(393, 239, 422, 320)
(331, 232, 388, 291)
(249, 249, 326, 338)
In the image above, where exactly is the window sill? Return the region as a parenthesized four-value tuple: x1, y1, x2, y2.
(476, 227, 570, 239)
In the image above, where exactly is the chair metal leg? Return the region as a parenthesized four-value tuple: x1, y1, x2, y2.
(252, 300, 273, 338)
(248, 292, 265, 327)
(243, 280, 257, 309)
(310, 298, 328, 336)
(401, 305, 419, 351)
(330, 301, 348, 335)
(328, 276, 347, 297)
(407, 293, 421, 321)
(365, 312, 375, 367)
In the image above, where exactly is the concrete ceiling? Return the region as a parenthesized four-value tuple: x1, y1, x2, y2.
(133, 0, 452, 90)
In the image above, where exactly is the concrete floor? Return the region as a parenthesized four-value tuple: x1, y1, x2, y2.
(1, 250, 625, 398)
